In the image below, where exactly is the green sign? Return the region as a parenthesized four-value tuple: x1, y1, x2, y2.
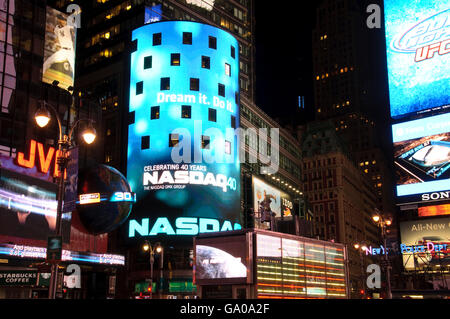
(169, 281, 196, 293)
(0, 270, 38, 286)
(134, 281, 156, 293)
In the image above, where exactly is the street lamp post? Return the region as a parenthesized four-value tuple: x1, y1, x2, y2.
(35, 100, 96, 299)
(143, 242, 162, 299)
(372, 211, 393, 299)
(354, 243, 368, 299)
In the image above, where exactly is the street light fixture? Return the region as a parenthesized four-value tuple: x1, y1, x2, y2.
(142, 241, 162, 299)
(34, 100, 97, 299)
(372, 210, 393, 299)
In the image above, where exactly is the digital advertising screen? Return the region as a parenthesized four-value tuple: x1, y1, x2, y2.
(392, 113, 450, 203)
(144, 4, 162, 24)
(252, 177, 293, 220)
(194, 233, 251, 285)
(400, 217, 450, 270)
(384, 0, 450, 119)
(126, 21, 241, 245)
(419, 204, 450, 218)
(43, 6, 76, 91)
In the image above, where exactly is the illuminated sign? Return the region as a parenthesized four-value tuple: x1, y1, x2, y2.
(128, 217, 241, 238)
(110, 192, 136, 203)
(186, 0, 214, 11)
(252, 177, 293, 220)
(400, 217, 450, 270)
(196, 245, 247, 279)
(127, 21, 241, 243)
(419, 204, 450, 217)
(145, 4, 162, 24)
(16, 140, 64, 178)
(392, 113, 450, 202)
(79, 193, 100, 205)
(43, 6, 76, 91)
(384, 0, 450, 118)
(0, 243, 125, 266)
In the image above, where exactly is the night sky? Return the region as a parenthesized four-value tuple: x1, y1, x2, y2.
(254, 2, 323, 126)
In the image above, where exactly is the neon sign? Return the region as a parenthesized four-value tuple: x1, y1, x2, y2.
(16, 140, 64, 178)
(128, 217, 242, 238)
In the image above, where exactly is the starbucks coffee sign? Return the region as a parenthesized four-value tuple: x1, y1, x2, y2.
(0, 270, 38, 286)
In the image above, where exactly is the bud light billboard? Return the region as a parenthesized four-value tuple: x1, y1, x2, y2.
(384, 0, 450, 119)
(126, 21, 241, 245)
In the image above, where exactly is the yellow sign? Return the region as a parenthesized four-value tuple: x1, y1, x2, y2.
(79, 193, 100, 205)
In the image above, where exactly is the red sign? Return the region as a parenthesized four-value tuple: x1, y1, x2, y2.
(16, 140, 65, 178)
(418, 204, 450, 217)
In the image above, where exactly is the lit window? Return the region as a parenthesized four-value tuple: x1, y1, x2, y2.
(202, 136, 210, 149)
(181, 105, 191, 119)
(225, 63, 231, 76)
(169, 134, 179, 147)
(202, 56, 210, 69)
(151, 106, 160, 120)
(225, 141, 231, 154)
(171, 53, 181, 66)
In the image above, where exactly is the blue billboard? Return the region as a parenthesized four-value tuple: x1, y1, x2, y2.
(126, 21, 241, 243)
(392, 113, 450, 201)
(384, 0, 450, 119)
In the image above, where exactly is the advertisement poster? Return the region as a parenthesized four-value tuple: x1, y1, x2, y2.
(384, 0, 450, 119)
(126, 21, 241, 244)
(252, 177, 293, 219)
(400, 217, 450, 270)
(392, 113, 450, 202)
(43, 6, 76, 90)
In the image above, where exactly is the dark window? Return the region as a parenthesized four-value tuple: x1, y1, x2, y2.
(202, 56, 210, 69)
(144, 56, 152, 69)
(183, 32, 192, 45)
(231, 46, 235, 58)
(231, 115, 236, 129)
(190, 78, 200, 91)
(129, 111, 135, 125)
(151, 106, 160, 120)
(235, 92, 240, 105)
(171, 53, 181, 66)
(202, 135, 210, 149)
(161, 77, 170, 90)
(218, 83, 225, 97)
(181, 105, 191, 118)
(169, 134, 179, 147)
(209, 36, 217, 49)
(141, 136, 150, 150)
(208, 108, 216, 122)
(153, 33, 162, 45)
(136, 81, 143, 95)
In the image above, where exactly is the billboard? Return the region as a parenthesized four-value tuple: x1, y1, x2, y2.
(144, 4, 162, 24)
(252, 177, 293, 220)
(400, 217, 450, 270)
(419, 204, 450, 217)
(384, 0, 450, 119)
(126, 21, 241, 244)
(392, 113, 450, 203)
(194, 233, 251, 285)
(43, 6, 76, 91)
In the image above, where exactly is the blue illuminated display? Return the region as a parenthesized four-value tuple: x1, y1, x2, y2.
(384, 0, 450, 119)
(127, 21, 241, 241)
(392, 113, 450, 197)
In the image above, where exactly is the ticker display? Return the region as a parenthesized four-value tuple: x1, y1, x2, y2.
(126, 21, 241, 244)
(392, 113, 450, 203)
(384, 0, 450, 119)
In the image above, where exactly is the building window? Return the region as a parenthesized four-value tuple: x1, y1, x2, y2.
(169, 134, 179, 147)
(136, 81, 143, 95)
(171, 53, 180, 66)
(202, 135, 210, 149)
(161, 77, 170, 90)
(231, 115, 236, 129)
(151, 106, 160, 120)
(141, 136, 150, 150)
(190, 78, 200, 91)
(183, 32, 192, 45)
(129, 111, 135, 124)
(225, 63, 231, 76)
(202, 56, 210, 69)
(153, 33, 161, 46)
(225, 140, 231, 154)
(231, 46, 235, 59)
(235, 92, 239, 105)
(218, 83, 225, 97)
(208, 108, 217, 122)
(144, 56, 152, 69)
(181, 105, 191, 119)
(209, 36, 217, 49)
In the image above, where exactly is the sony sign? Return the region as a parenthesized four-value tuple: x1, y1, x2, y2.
(422, 191, 450, 202)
